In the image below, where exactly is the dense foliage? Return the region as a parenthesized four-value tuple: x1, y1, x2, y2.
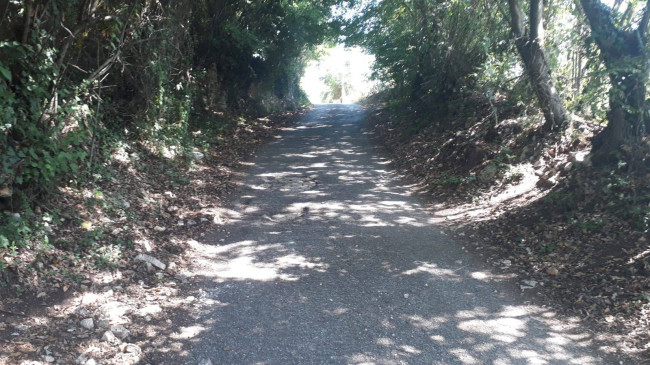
(343, 0, 649, 163)
(1, 0, 648, 251)
(345, 0, 507, 109)
(0, 0, 341, 249)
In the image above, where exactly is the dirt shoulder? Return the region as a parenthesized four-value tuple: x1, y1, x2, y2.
(361, 103, 650, 363)
(0, 109, 307, 365)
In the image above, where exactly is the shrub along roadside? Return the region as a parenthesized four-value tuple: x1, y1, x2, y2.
(0, 106, 306, 293)
(0, 1, 342, 267)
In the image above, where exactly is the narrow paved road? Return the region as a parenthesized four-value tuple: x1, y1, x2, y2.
(189, 105, 604, 364)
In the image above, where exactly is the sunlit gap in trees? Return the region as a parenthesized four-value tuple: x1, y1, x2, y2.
(300, 44, 377, 104)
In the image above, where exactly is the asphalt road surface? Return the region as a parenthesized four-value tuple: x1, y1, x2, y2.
(189, 104, 607, 364)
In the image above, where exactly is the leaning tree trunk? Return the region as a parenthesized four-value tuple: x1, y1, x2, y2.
(580, 0, 649, 166)
(508, 0, 568, 133)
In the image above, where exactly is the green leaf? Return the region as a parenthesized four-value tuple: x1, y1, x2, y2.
(0, 235, 9, 249)
(0, 65, 11, 82)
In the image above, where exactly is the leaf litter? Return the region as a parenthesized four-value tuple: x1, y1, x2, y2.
(364, 102, 650, 362)
(0, 109, 307, 364)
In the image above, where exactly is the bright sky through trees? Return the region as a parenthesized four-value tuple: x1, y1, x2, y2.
(301, 45, 376, 104)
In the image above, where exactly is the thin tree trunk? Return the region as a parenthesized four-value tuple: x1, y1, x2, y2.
(21, 0, 34, 43)
(507, 0, 568, 133)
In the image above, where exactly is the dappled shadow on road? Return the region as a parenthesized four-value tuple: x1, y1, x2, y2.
(138, 105, 612, 364)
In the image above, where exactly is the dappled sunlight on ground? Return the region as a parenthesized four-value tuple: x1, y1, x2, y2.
(5, 104, 608, 364)
(142, 105, 610, 364)
(4, 105, 609, 364)
(429, 162, 547, 224)
(185, 239, 328, 282)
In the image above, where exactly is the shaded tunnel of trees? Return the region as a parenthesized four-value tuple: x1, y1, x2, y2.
(0, 1, 648, 259)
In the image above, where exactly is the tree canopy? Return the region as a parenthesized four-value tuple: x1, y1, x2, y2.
(341, 0, 649, 166)
(0, 0, 343, 201)
(1, 0, 649, 247)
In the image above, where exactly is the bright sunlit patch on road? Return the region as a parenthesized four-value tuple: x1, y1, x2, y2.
(301, 45, 376, 104)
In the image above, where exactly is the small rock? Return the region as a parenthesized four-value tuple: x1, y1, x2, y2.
(177, 220, 185, 226)
(187, 219, 197, 226)
(139, 240, 153, 252)
(125, 343, 142, 355)
(154, 226, 167, 232)
(546, 267, 559, 276)
(563, 162, 573, 172)
(520, 280, 538, 290)
(80, 318, 94, 330)
(134, 253, 166, 270)
(198, 359, 213, 365)
(85, 359, 97, 365)
(403, 293, 409, 299)
(45, 355, 55, 363)
(191, 150, 205, 160)
(166, 262, 178, 275)
(110, 324, 130, 339)
(500, 259, 512, 269)
(137, 304, 162, 317)
(102, 330, 118, 343)
(14, 324, 28, 331)
(478, 163, 498, 183)
(97, 318, 110, 329)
